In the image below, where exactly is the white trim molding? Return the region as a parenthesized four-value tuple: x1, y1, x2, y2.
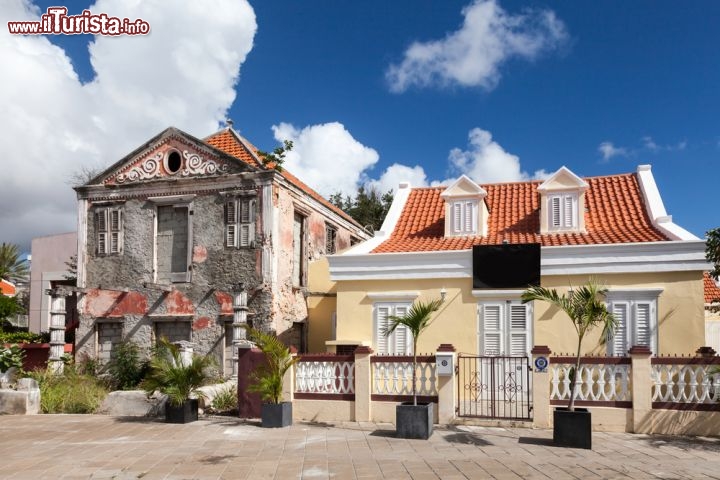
(472, 289, 526, 299)
(367, 291, 419, 301)
(329, 241, 710, 281)
(636, 165, 699, 241)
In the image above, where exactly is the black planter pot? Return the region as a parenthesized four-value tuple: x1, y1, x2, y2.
(396, 402, 433, 439)
(261, 401, 292, 428)
(165, 398, 199, 424)
(553, 407, 591, 449)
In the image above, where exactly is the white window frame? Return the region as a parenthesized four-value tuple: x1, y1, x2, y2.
(548, 192, 578, 231)
(374, 302, 412, 355)
(477, 300, 532, 356)
(96, 207, 123, 255)
(225, 198, 255, 248)
(451, 199, 478, 235)
(606, 291, 660, 356)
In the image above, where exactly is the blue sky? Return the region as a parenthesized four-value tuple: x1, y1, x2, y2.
(1, 0, 718, 251)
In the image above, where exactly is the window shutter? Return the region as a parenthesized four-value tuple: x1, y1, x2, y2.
(236, 199, 254, 247)
(550, 196, 561, 227)
(239, 224, 250, 247)
(634, 302, 652, 348)
(482, 304, 503, 355)
(239, 199, 250, 223)
(563, 195, 574, 228)
(453, 202, 462, 233)
(109, 209, 122, 254)
(376, 306, 390, 354)
(225, 201, 237, 247)
(508, 304, 529, 356)
(393, 305, 409, 355)
(97, 209, 108, 254)
(464, 202, 473, 233)
(611, 302, 629, 356)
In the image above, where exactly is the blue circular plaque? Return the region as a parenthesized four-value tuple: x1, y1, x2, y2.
(534, 356, 548, 372)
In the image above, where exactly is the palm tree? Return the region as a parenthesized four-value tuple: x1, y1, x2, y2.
(384, 298, 443, 406)
(243, 326, 299, 404)
(521, 279, 617, 411)
(0, 243, 29, 284)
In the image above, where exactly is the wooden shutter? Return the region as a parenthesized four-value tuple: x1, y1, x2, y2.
(611, 302, 629, 356)
(482, 304, 503, 355)
(464, 202, 473, 233)
(97, 209, 108, 254)
(238, 199, 255, 247)
(393, 305, 409, 355)
(109, 209, 122, 254)
(550, 196, 561, 227)
(376, 306, 390, 354)
(225, 200, 237, 247)
(508, 303, 529, 356)
(634, 301, 652, 349)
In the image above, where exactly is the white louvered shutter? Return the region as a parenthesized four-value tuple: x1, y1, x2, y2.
(376, 306, 390, 354)
(225, 201, 238, 247)
(239, 199, 255, 247)
(464, 201, 473, 233)
(482, 304, 503, 356)
(550, 196, 561, 227)
(97, 209, 108, 254)
(453, 202, 462, 233)
(509, 304, 529, 356)
(563, 195, 574, 228)
(393, 305, 409, 355)
(634, 301, 652, 349)
(611, 302, 629, 356)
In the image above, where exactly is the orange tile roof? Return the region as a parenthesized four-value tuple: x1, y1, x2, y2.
(205, 129, 361, 228)
(705, 273, 720, 304)
(0, 279, 16, 296)
(373, 173, 669, 253)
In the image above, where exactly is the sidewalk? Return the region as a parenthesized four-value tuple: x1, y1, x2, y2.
(0, 415, 719, 479)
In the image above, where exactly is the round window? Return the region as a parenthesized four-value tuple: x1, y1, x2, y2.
(165, 151, 182, 174)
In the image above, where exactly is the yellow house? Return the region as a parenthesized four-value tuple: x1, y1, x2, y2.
(309, 165, 709, 357)
(704, 273, 720, 350)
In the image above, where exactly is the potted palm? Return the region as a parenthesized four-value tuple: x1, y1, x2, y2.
(244, 326, 299, 428)
(384, 298, 443, 439)
(142, 339, 216, 423)
(522, 279, 616, 449)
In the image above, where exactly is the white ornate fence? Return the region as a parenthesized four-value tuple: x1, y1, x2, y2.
(371, 355, 437, 398)
(550, 357, 632, 405)
(652, 357, 720, 406)
(294, 355, 355, 398)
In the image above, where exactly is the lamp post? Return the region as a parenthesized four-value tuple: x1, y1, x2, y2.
(231, 282, 248, 380)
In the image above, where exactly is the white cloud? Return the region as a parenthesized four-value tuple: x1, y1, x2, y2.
(448, 128, 548, 183)
(272, 122, 380, 198)
(386, 0, 568, 92)
(0, 0, 257, 250)
(598, 141, 628, 161)
(368, 164, 430, 194)
(642, 136, 687, 152)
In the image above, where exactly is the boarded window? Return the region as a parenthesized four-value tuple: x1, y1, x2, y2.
(293, 212, 306, 287)
(225, 198, 255, 248)
(96, 207, 123, 255)
(156, 205, 191, 283)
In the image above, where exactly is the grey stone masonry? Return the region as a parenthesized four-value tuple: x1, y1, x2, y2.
(97, 322, 122, 364)
(155, 321, 191, 344)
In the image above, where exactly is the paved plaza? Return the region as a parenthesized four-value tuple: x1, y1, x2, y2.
(0, 415, 719, 479)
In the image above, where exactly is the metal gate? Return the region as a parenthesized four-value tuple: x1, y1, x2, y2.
(456, 355, 532, 420)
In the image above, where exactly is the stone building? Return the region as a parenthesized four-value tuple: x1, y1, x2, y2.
(73, 126, 369, 375)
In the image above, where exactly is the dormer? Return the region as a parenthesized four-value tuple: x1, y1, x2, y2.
(440, 175, 488, 237)
(537, 166, 589, 234)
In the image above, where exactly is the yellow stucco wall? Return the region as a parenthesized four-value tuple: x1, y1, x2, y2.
(326, 271, 705, 356)
(306, 258, 337, 353)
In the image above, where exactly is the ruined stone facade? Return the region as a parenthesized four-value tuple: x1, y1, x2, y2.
(74, 127, 369, 375)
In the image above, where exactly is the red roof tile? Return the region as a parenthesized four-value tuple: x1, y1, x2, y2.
(373, 173, 669, 253)
(705, 273, 720, 304)
(205, 129, 361, 228)
(0, 279, 16, 296)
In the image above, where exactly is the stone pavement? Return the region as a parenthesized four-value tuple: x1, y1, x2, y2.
(1, 415, 719, 479)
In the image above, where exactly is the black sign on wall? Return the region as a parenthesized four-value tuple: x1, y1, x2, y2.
(472, 243, 541, 289)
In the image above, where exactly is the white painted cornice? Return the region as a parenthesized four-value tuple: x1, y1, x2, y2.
(328, 240, 710, 281)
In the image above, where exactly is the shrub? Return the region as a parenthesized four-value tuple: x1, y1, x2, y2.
(0, 344, 24, 372)
(106, 340, 149, 390)
(30, 365, 110, 413)
(211, 384, 238, 412)
(0, 330, 48, 344)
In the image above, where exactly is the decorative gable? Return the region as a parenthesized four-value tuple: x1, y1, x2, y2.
(440, 175, 488, 237)
(537, 166, 589, 234)
(91, 128, 251, 187)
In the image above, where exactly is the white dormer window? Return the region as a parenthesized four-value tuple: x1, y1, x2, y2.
(537, 166, 588, 235)
(441, 175, 488, 238)
(452, 200, 478, 234)
(548, 193, 578, 230)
